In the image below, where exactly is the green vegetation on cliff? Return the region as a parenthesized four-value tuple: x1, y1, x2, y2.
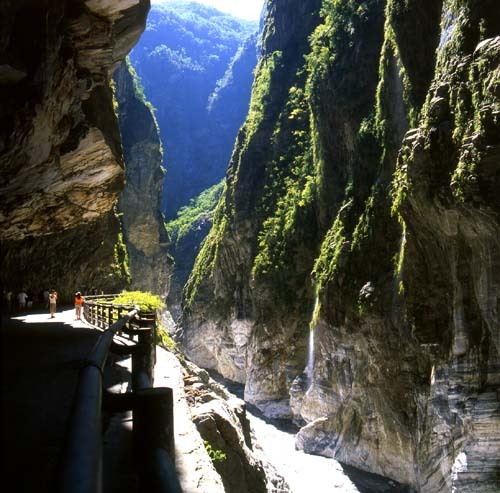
(181, 0, 500, 489)
(166, 181, 224, 294)
(111, 230, 132, 284)
(167, 181, 225, 248)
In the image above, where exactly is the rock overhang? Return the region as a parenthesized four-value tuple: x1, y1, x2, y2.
(0, 0, 150, 240)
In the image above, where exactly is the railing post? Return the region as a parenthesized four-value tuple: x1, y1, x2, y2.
(131, 312, 156, 388)
(106, 305, 113, 328)
(117, 307, 124, 337)
(99, 304, 104, 329)
(133, 387, 179, 492)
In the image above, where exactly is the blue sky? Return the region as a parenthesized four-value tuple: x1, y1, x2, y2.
(151, 0, 265, 20)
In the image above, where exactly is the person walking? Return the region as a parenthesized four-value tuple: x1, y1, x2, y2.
(74, 291, 85, 320)
(3, 290, 13, 314)
(49, 289, 58, 318)
(17, 290, 28, 311)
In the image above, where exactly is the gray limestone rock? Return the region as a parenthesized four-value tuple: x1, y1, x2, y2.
(0, 0, 149, 240)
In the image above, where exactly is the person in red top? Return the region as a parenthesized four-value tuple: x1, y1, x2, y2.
(74, 291, 85, 320)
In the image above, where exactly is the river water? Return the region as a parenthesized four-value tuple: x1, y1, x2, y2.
(209, 371, 411, 493)
(247, 409, 360, 492)
(209, 372, 360, 492)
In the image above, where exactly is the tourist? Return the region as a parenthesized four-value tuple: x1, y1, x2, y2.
(74, 291, 85, 320)
(17, 290, 28, 311)
(3, 290, 13, 314)
(49, 289, 58, 318)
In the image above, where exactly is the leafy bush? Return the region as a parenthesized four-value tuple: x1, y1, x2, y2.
(111, 291, 164, 311)
(166, 180, 224, 247)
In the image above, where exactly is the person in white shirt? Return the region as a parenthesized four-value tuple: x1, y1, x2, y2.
(49, 289, 58, 318)
(17, 291, 28, 310)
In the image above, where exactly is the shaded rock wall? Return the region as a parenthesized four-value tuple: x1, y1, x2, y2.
(0, 60, 172, 303)
(114, 61, 171, 297)
(0, 0, 149, 240)
(0, 212, 129, 303)
(182, 0, 499, 491)
(0, 2, 173, 303)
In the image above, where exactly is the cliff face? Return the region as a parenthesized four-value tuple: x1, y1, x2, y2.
(114, 61, 171, 297)
(0, 1, 173, 301)
(182, 0, 500, 491)
(0, 60, 172, 302)
(0, 0, 149, 240)
(0, 212, 130, 302)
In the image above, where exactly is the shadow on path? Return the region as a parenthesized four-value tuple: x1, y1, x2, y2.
(1, 310, 102, 493)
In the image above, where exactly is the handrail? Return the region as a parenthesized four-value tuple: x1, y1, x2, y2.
(83, 294, 121, 299)
(59, 299, 181, 493)
(59, 309, 138, 493)
(87, 308, 139, 369)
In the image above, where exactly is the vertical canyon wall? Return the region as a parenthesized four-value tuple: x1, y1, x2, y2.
(114, 60, 171, 298)
(181, 1, 499, 491)
(0, 1, 171, 300)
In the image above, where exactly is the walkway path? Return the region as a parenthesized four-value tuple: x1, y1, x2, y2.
(1, 309, 100, 493)
(1, 308, 225, 493)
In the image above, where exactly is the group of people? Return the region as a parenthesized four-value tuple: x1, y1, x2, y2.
(3, 288, 54, 312)
(2, 288, 87, 320)
(46, 289, 85, 320)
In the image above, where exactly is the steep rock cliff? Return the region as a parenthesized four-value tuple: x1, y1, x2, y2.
(0, 0, 149, 240)
(182, 0, 499, 491)
(1, 54, 171, 302)
(114, 61, 171, 297)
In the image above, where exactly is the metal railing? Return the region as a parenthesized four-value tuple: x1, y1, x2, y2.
(59, 297, 181, 493)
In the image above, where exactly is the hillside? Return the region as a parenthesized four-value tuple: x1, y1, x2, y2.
(129, 1, 259, 219)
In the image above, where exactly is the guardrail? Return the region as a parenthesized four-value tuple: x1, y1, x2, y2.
(59, 297, 181, 493)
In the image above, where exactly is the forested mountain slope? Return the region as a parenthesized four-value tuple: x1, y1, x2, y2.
(129, 1, 258, 218)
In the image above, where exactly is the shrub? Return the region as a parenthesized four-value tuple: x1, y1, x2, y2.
(111, 291, 164, 311)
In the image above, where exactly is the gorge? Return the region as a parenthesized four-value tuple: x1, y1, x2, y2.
(1, 1, 499, 492)
(181, 0, 500, 491)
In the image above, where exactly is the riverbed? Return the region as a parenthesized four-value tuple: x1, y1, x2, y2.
(209, 371, 411, 493)
(247, 409, 360, 492)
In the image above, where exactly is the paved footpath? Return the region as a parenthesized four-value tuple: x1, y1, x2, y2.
(1, 308, 223, 493)
(1, 309, 105, 493)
